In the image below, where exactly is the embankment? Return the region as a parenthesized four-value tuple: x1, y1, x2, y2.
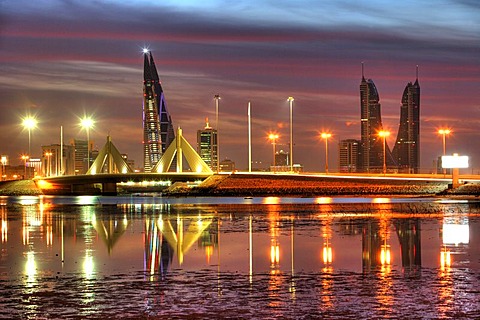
(0, 180, 43, 196)
(163, 174, 480, 197)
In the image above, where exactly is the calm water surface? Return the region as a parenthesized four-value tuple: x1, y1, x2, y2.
(1, 195, 480, 319)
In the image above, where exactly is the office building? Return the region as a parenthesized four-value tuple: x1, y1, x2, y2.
(339, 139, 361, 173)
(143, 50, 175, 172)
(197, 118, 218, 170)
(392, 71, 420, 173)
(359, 67, 394, 172)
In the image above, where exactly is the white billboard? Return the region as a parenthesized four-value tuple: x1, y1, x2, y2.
(442, 155, 469, 169)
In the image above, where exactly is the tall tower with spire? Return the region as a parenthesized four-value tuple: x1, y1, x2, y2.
(392, 67, 421, 173)
(142, 50, 175, 172)
(359, 64, 392, 172)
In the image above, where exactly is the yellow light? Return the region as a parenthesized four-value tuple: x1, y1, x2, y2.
(321, 132, 332, 139)
(380, 246, 391, 265)
(323, 246, 333, 264)
(36, 180, 53, 189)
(438, 129, 451, 135)
(22, 116, 37, 130)
(378, 130, 390, 138)
(80, 117, 94, 129)
(268, 133, 279, 141)
(440, 249, 451, 269)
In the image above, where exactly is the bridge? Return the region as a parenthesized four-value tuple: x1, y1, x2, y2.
(35, 172, 213, 195)
(34, 130, 214, 195)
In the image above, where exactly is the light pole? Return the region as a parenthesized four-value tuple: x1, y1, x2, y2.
(248, 101, 252, 173)
(81, 117, 94, 173)
(45, 151, 53, 177)
(214, 95, 221, 173)
(287, 96, 294, 172)
(269, 133, 279, 173)
(22, 116, 37, 157)
(21, 155, 29, 179)
(378, 130, 390, 175)
(321, 132, 332, 174)
(438, 129, 451, 176)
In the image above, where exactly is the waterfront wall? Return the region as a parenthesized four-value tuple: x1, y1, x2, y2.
(164, 174, 479, 197)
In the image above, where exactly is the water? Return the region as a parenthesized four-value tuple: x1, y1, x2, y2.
(1, 195, 480, 319)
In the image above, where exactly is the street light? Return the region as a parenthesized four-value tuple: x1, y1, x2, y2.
(378, 130, 390, 175)
(45, 151, 53, 177)
(214, 95, 221, 173)
(80, 117, 94, 173)
(21, 155, 29, 179)
(320, 132, 332, 174)
(438, 129, 451, 175)
(287, 96, 294, 172)
(269, 133, 279, 173)
(22, 116, 37, 157)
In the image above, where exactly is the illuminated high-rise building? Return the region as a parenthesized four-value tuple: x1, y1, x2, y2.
(359, 66, 393, 172)
(339, 139, 360, 173)
(197, 118, 218, 170)
(392, 70, 420, 173)
(143, 50, 175, 172)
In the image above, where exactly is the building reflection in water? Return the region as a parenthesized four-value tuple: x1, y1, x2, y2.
(144, 207, 215, 279)
(3, 197, 480, 318)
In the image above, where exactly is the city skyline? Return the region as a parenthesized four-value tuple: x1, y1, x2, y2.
(1, 1, 479, 172)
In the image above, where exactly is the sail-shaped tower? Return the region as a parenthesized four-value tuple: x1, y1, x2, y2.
(359, 65, 394, 172)
(142, 50, 175, 172)
(392, 68, 420, 173)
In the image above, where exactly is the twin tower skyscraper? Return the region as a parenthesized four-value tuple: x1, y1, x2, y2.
(142, 50, 420, 173)
(359, 65, 420, 173)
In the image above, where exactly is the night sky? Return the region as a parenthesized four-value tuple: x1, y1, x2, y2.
(1, 0, 479, 172)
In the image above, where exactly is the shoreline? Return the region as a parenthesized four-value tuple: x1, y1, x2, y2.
(1, 174, 480, 197)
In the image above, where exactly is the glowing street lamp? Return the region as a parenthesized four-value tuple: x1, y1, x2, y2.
(438, 129, 451, 176)
(320, 132, 332, 174)
(269, 133, 279, 172)
(80, 117, 94, 173)
(22, 116, 37, 157)
(287, 97, 294, 172)
(214, 95, 221, 173)
(378, 130, 390, 175)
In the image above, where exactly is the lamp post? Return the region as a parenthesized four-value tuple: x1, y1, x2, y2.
(378, 130, 390, 175)
(248, 102, 252, 173)
(22, 116, 37, 157)
(269, 133, 279, 173)
(214, 95, 221, 173)
(321, 133, 332, 174)
(80, 117, 94, 173)
(287, 96, 294, 172)
(45, 151, 53, 177)
(438, 129, 451, 176)
(21, 155, 29, 179)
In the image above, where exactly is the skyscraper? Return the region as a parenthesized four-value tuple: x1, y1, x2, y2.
(197, 118, 218, 170)
(392, 70, 420, 173)
(143, 50, 175, 172)
(359, 67, 392, 172)
(339, 139, 361, 173)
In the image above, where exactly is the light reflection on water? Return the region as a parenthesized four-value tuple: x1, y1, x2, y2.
(0, 196, 479, 318)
